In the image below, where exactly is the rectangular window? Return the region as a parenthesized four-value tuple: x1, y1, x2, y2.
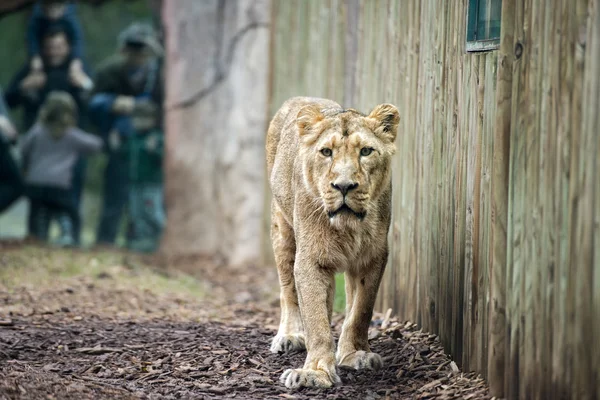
(466, 0, 502, 52)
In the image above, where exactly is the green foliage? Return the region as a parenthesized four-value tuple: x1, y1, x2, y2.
(77, 1, 155, 68)
(334, 273, 346, 313)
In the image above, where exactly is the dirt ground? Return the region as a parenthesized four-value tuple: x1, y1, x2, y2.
(0, 242, 491, 399)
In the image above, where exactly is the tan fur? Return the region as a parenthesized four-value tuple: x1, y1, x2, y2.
(266, 97, 399, 389)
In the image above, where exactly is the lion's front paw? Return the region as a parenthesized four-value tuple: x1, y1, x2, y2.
(270, 333, 306, 354)
(280, 366, 340, 389)
(337, 350, 383, 371)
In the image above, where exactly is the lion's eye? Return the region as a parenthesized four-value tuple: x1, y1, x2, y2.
(320, 148, 332, 157)
(360, 147, 374, 157)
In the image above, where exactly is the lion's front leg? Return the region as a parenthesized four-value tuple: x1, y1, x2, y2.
(336, 257, 386, 371)
(270, 205, 305, 354)
(280, 258, 340, 389)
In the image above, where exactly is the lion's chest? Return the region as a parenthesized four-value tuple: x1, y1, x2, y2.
(299, 221, 386, 273)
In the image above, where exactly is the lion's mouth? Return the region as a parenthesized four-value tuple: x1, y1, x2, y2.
(327, 203, 366, 220)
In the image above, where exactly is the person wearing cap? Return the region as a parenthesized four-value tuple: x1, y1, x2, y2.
(89, 22, 164, 247)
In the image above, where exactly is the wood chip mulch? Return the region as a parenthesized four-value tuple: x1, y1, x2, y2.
(0, 245, 490, 399)
(0, 315, 490, 399)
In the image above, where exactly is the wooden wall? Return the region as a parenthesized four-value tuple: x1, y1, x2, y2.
(269, 0, 599, 398)
(502, 0, 600, 399)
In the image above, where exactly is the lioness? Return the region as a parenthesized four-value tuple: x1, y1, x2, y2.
(266, 97, 399, 388)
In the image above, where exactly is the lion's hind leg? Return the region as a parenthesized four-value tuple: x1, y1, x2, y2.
(270, 205, 305, 354)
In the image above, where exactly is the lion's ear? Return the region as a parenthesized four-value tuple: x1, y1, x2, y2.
(367, 103, 400, 143)
(296, 104, 324, 135)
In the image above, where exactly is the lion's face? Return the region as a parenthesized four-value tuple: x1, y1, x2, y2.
(296, 104, 399, 226)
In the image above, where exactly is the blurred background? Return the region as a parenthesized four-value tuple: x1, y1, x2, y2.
(0, 0, 159, 246)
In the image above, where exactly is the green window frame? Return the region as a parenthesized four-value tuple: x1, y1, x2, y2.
(466, 0, 502, 52)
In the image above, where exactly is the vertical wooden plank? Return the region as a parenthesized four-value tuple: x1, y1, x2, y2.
(413, 0, 426, 328)
(424, 0, 435, 332)
(588, 4, 600, 399)
(435, 0, 451, 350)
(523, 0, 542, 398)
(474, 55, 486, 374)
(428, 0, 439, 334)
(406, 0, 421, 323)
(383, 0, 401, 315)
(488, 0, 516, 388)
(450, 0, 466, 362)
(537, 0, 557, 398)
(310, 0, 318, 94)
(384, 0, 401, 316)
(390, 0, 402, 316)
(431, 0, 449, 350)
(343, 0, 359, 107)
(571, 1, 596, 398)
(463, 53, 480, 371)
(506, 0, 526, 396)
(462, 50, 473, 368)
(324, 0, 336, 100)
(389, 0, 420, 322)
(442, 0, 459, 358)
(518, 1, 537, 397)
(478, 53, 496, 378)
(564, 0, 586, 396)
(337, 0, 347, 103)
(552, 1, 573, 397)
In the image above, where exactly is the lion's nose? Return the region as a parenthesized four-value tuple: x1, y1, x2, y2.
(331, 181, 359, 196)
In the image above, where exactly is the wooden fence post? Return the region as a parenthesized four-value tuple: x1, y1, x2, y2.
(488, 0, 515, 396)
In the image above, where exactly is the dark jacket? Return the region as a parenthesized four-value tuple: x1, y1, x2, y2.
(0, 85, 14, 145)
(127, 129, 164, 184)
(89, 54, 164, 138)
(27, 2, 84, 60)
(0, 86, 8, 123)
(4, 61, 92, 131)
(0, 87, 23, 212)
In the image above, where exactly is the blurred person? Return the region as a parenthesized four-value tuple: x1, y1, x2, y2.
(124, 105, 165, 252)
(27, 0, 87, 84)
(89, 22, 164, 247)
(20, 91, 102, 246)
(5, 24, 93, 243)
(0, 87, 23, 214)
(5, 24, 92, 130)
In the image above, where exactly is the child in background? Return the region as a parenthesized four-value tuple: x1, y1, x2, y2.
(27, 0, 87, 85)
(21, 91, 102, 246)
(123, 102, 165, 252)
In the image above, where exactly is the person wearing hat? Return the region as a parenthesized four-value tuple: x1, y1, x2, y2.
(89, 22, 164, 247)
